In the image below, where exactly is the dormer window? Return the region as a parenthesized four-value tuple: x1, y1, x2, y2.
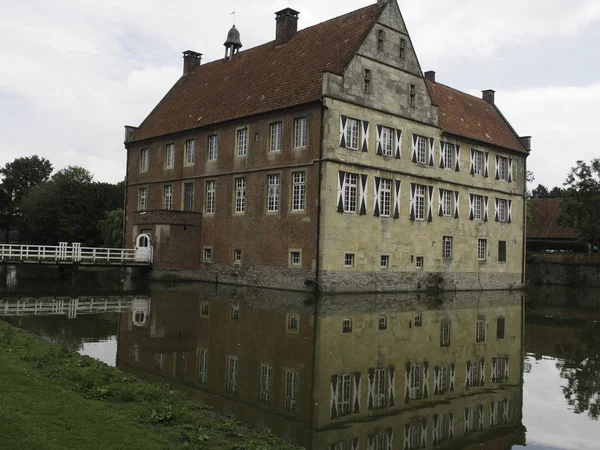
(377, 30, 385, 51)
(363, 68, 372, 94)
(400, 38, 406, 60)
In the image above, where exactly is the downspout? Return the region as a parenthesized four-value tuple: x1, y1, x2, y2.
(314, 101, 326, 293)
(123, 144, 130, 249)
(521, 154, 529, 286)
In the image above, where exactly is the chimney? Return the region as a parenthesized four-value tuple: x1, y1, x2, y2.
(424, 71, 436, 82)
(518, 136, 532, 152)
(275, 8, 300, 45)
(482, 89, 495, 105)
(183, 50, 202, 74)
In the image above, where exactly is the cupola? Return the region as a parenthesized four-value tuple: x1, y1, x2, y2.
(224, 25, 242, 60)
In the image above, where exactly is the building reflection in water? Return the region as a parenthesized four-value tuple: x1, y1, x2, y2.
(117, 284, 525, 449)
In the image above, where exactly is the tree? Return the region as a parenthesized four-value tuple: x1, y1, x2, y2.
(98, 209, 124, 248)
(531, 184, 550, 199)
(0, 156, 53, 242)
(560, 159, 600, 248)
(52, 166, 93, 184)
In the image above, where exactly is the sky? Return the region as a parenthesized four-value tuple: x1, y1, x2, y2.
(1, 0, 599, 188)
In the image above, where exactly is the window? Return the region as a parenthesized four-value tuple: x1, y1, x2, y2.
(465, 408, 478, 435)
(259, 364, 273, 403)
(415, 135, 427, 164)
(336, 373, 352, 415)
(415, 184, 426, 220)
(345, 118, 360, 150)
(292, 172, 306, 211)
(498, 240, 507, 262)
(440, 319, 450, 347)
(284, 370, 298, 412)
(439, 365, 450, 393)
(406, 423, 422, 450)
(165, 143, 174, 168)
(474, 150, 483, 175)
(377, 29, 385, 51)
(131, 344, 139, 363)
(473, 194, 483, 220)
(290, 251, 301, 266)
(155, 353, 165, 372)
(476, 318, 486, 342)
(399, 38, 406, 60)
(185, 139, 195, 165)
(436, 413, 453, 442)
(467, 360, 480, 388)
(442, 236, 452, 259)
(344, 253, 354, 268)
(497, 198, 507, 222)
(237, 128, 248, 156)
(235, 177, 246, 213)
(380, 254, 389, 269)
(183, 183, 194, 212)
(414, 314, 422, 327)
(344, 172, 358, 213)
(140, 149, 149, 172)
(197, 349, 208, 384)
(269, 122, 282, 152)
(497, 156, 508, 180)
(373, 368, 386, 408)
(267, 174, 280, 212)
(416, 256, 423, 269)
(381, 126, 394, 156)
(363, 68, 372, 94)
(203, 247, 212, 262)
(333, 440, 352, 450)
(443, 143, 454, 169)
(441, 189, 452, 217)
(379, 316, 387, 330)
(497, 317, 505, 339)
(175, 351, 186, 377)
(200, 302, 209, 315)
(409, 84, 416, 107)
(233, 249, 242, 263)
(208, 135, 218, 161)
(493, 356, 509, 382)
(164, 185, 173, 210)
(205, 180, 215, 214)
(294, 117, 307, 148)
(342, 318, 352, 333)
(287, 314, 299, 331)
(138, 187, 147, 211)
(226, 356, 238, 394)
(231, 305, 240, 320)
(409, 362, 421, 400)
(477, 239, 487, 261)
(380, 178, 392, 217)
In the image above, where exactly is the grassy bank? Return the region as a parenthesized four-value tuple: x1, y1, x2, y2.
(0, 321, 298, 450)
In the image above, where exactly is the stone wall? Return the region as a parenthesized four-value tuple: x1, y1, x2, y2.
(527, 253, 600, 288)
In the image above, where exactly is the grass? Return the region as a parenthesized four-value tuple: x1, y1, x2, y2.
(0, 322, 298, 450)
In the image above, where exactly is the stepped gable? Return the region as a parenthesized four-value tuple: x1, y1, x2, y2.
(427, 80, 526, 153)
(130, 3, 385, 143)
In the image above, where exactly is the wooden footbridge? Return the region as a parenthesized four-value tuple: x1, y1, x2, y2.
(0, 234, 153, 267)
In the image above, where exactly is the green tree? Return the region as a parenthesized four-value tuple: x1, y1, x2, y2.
(560, 159, 600, 248)
(0, 156, 53, 242)
(98, 209, 124, 248)
(52, 166, 93, 184)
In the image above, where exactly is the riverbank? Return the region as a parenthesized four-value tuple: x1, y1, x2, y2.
(0, 321, 298, 450)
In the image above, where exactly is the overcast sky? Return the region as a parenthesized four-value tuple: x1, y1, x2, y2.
(1, 0, 598, 188)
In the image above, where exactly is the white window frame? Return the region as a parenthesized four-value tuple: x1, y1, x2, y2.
(165, 143, 174, 168)
(164, 185, 173, 210)
(473, 194, 483, 220)
(439, 365, 449, 392)
(380, 254, 389, 269)
(336, 373, 352, 416)
(478, 239, 487, 261)
(284, 370, 298, 412)
(140, 148, 149, 172)
(226, 355, 238, 394)
(416, 256, 423, 269)
(416, 136, 427, 164)
(267, 174, 280, 212)
(380, 178, 392, 217)
(290, 250, 302, 267)
(442, 236, 453, 259)
(476, 318, 486, 342)
(440, 320, 450, 347)
(381, 126, 393, 156)
(342, 318, 352, 333)
(235, 177, 246, 213)
(441, 189, 452, 217)
(294, 117, 307, 149)
(197, 348, 208, 384)
(233, 249, 242, 263)
(344, 253, 354, 268)
(373, 368, 386, 409)
(203, 246, 212, 263)
(237, 128, 248, 157)
(344, 173, 358, 213)
(208, 134, 218, 161)
(259, 363, 273, 403)
(415, 184, 426, 220)
(205, 180, 215, 214)
(498, 156, 507, 180)
(139, 187, 147, 211)
(292, 171, 306, 211)
(345, 118, 360, 150)
(443, 143, 454, 169)
(409, 362, 421, 400)
(287, 314, 299, 331)
(474, 150, 483, 175)
(498, 198, 507, 222)
(269, 122, 282, 152)
(185, 139, 195, 165)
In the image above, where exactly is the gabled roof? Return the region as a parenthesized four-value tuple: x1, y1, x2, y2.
(427, 81, 527, 154)
(130, 3, 385, 143)
(528, 198, 578, 240)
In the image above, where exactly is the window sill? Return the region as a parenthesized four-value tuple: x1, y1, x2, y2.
(290, 209, 306, 214)
(293, 146, 307, 150)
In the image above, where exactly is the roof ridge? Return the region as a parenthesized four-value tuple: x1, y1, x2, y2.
(427, 80, 488, 104)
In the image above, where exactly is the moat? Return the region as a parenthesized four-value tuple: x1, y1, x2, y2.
(1, 266, 599, 449)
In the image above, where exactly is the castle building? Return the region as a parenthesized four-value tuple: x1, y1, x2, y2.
(123, 0, 531, 293)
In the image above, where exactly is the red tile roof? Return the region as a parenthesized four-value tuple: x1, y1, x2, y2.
(130, 3, 385, 143)
(427, 81, 527, 153)
(528, 198, 578, 240)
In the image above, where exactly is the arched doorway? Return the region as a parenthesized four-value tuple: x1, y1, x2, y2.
(135, 233, 153, 262)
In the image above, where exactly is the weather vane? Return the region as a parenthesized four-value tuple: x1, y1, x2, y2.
(231, 11, 235, 26)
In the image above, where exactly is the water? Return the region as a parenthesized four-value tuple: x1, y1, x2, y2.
(2, 266, 599, 449)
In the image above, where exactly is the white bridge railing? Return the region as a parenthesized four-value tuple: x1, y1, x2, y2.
(0, 242, 153, 266)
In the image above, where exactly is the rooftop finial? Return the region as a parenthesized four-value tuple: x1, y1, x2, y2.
(231, 10, 235, 26)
